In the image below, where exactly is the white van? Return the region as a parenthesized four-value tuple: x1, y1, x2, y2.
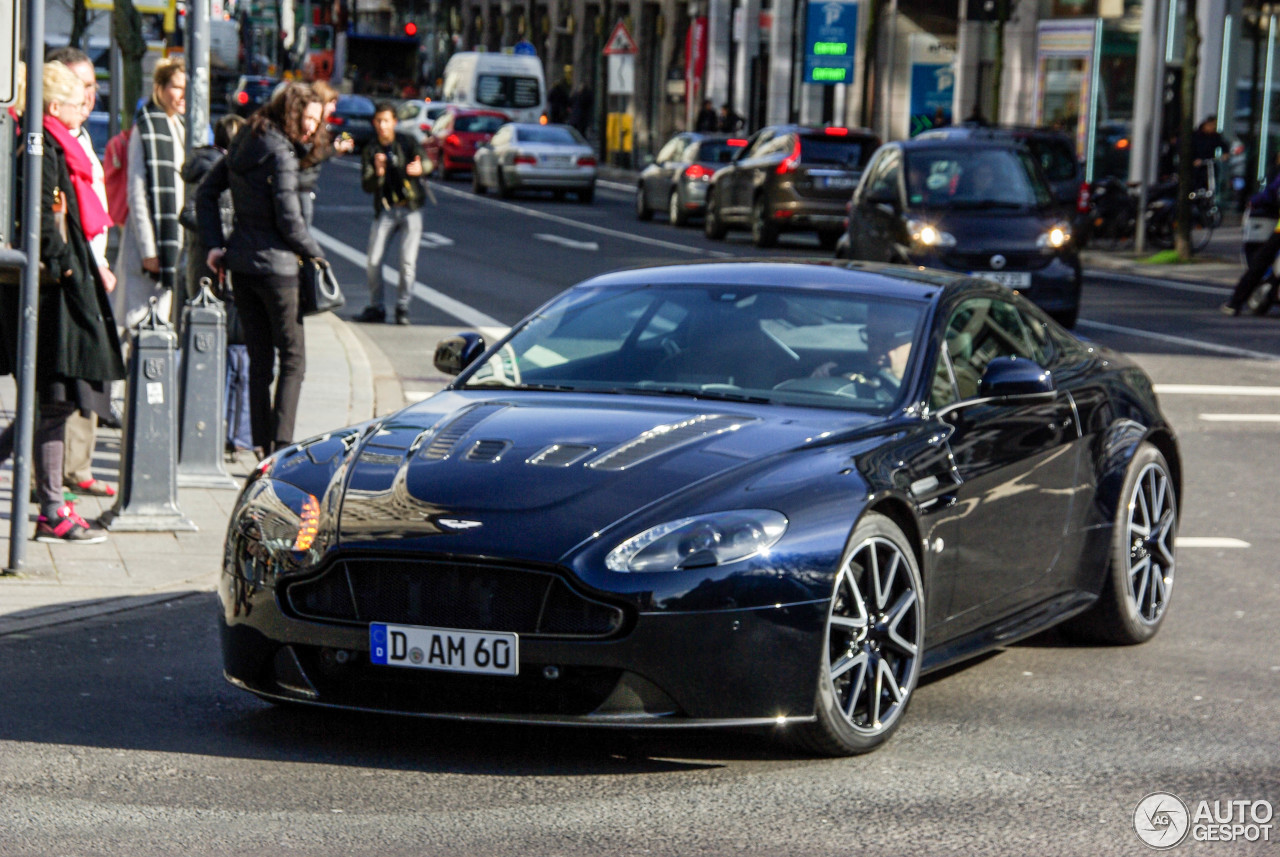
(441, 52, 547, 124)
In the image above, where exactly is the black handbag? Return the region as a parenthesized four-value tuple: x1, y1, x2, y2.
(298, 257, 345, 319)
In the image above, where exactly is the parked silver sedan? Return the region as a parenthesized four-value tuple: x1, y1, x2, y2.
(472, 123, 597, 203)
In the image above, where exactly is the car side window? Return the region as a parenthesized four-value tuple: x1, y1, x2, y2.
(656, 137, 684, 163)
(865, 152, 901, 202)
(396, 102, 419, 121)
(742, 130, 775, 158)
(756, 133, 795, 159)
(937, 298, 1036, 402)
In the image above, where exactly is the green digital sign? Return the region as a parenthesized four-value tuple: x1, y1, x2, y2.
(814, 42, 848, 56)
(804, 1, 858, 85)
(811, 67, 849, 82)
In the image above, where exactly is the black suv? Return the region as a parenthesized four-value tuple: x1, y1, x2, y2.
(839, 137, 1082, 328)
(704, 125, 880, 248)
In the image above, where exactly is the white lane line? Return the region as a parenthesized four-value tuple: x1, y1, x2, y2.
(535, 233, 599, 250)
(421, 232, 455, 248)
(1198, 413, 1280, 422)
(427, 180, 734, 257)
(1084, 269, 1232, 296)
(1076, 319, 1280, 361)
(1156, 384, 1280, 396)
(1176, 537, 1251, 549)
(597, 180, 636, 192)
(312, 227, 504, 330)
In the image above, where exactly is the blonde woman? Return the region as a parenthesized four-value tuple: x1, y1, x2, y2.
(114, 57, 187, 329)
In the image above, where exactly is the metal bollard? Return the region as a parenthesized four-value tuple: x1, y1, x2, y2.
(177, 279, 238, 489)
(100, 298, 198, 532)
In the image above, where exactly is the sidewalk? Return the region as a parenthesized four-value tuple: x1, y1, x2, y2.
(0, 312, 406, 636)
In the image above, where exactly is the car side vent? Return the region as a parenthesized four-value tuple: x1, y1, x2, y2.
(466, 439, 512, 462)
(526, 444, 597, 467)
(586, 414, 758, 472)
(421, 404, 508, 460)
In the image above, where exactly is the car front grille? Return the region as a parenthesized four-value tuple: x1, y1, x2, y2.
(285, 558, 627, 639)
(941, 250, 1055, 271)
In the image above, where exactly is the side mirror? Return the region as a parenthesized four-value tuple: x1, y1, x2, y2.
(434, 333, 487, 376)
(978, 356, 1056, 400)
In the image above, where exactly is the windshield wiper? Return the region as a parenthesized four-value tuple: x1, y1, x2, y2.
(619, 385, 771, 404)
(463, 382, 582, 392)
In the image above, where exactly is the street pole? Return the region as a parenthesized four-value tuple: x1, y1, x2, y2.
(7, 0, 46, 573)
(186, 0, 211, 155)
(1131, 0, 1169, 256)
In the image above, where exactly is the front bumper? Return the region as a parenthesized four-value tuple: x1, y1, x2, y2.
(219, 566, 825, 726)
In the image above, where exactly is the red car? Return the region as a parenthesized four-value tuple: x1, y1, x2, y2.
(425, 108, 510, 179)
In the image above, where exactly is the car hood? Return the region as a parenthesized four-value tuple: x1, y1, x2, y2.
(335, 391, 876, 560)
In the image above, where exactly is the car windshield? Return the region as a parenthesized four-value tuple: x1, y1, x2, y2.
(800, 135, 875, 170)
(336, 96, 375, 116)
(516, 125, 585, 145)
(476, 74, 542, 109)
(696, 139, 746, 163)
(905, 148, 1052, 209)
(456, 114, 506, 133)
(459, 285, 926, 413)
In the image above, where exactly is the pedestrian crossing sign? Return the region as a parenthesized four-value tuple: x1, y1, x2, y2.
(604, 21, 638, 55)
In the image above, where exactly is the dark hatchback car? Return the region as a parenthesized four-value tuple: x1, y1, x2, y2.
(840, 138, 1083, 328)
(326, 94, 378, 147)
(705, 125, 880, 249)
(228, 75, 278, 117)
(635, 132, 748, 226)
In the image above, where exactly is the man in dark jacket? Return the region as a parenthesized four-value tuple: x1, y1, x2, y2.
(355, 102, 426, 325)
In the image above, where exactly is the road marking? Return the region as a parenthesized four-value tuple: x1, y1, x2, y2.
(1175, 537, 1251, 549)
(1198, 413, 1280, 422)
(427, 180, 735, 257)
(535, 233, 599, 251)
(1155, 384, 1280, 396)
(1076, 319, 1280, 361)
(596, 180, 635, 192)
(422, 232, 455, 248)
(312, 227, 504, 331)
(1085, 269, 1232, 296)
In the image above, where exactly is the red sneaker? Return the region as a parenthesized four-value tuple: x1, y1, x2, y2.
(35, 505, 107, 544)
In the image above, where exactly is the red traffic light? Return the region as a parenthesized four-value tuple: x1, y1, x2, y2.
(404, 22, 418, 36)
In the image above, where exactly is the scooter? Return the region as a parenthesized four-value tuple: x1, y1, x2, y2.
(1241, 207, 1280, 315)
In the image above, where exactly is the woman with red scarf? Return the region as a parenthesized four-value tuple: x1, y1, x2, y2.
(0, 62, 126, 543)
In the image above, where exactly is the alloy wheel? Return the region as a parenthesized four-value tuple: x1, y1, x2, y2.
(1123, 461, 1177, 625)
(825, 535, 921, 735)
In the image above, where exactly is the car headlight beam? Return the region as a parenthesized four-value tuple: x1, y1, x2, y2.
(605, 510, 788, 573)
(907, 218, 956, 249)
(1037, 222, 1072, 249)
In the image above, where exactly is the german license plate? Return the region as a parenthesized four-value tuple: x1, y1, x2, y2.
(543, 155, 571, 167)
(369, 622, 518, 676)
(820, 176, 856, 190)
(969, 271, 1031, 288)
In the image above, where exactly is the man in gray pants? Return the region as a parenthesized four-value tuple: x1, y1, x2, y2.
(356, 102, 426, 325)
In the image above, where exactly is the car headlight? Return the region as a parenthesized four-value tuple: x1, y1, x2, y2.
(907, 218, 956, 248)
(1037, 223, 1072, 249)
(230, 478, 333, 582)
(605, 510, 788, 573)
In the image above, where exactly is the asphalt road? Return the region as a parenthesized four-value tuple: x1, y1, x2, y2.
(0, 162, 1276, 856)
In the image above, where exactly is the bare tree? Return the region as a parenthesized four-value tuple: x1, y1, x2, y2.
(1174, 0, 1200, 260)
(113, 0, 148, 129)
(70, 0, 89, 47)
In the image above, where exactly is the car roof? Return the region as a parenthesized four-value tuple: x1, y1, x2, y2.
(891, 136, 1036, 153)
(572, 260, 961, 303)
(758, 124, 880, 139)
(917, 123, 1075, 147)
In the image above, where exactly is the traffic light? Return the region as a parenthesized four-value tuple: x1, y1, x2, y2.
(404, 22, 418, 36)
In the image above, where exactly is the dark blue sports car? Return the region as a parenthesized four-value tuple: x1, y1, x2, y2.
(220, 261, 1180, 755)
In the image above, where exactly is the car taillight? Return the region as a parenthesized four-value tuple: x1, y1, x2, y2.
(577, 155, 597, 167)
(446, 134, 461, 147)
(236, 91, 249, 105)
(328, 115, 344, 126)
(683, 164, 712, 180)
(727, 138, 748, 147)
(824, 127, 849, 136)
(775, 137, 801, 175)
(1077, 181, 1091, 213)
(420, 122, 432, 132)
(514, 154, 537, 165)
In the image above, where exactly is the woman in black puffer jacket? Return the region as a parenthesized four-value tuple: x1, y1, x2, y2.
(196, 84, 325, 455)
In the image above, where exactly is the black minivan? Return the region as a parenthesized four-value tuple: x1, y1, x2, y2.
(839, 138, 1082, 328)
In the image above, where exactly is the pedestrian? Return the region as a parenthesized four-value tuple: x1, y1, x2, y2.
(694, 99, 717, 133)
(569, 82, 593, 137)
(114, 57, 187, 330)
(297, 80, 355, 227)
(1221, 166, 1280, 316)
(0, 61, 126, 542)
(197, 84, 327, 456)
(180, 113, 245, 303)
(354, 101, 427, 326)
(45, 46, 120, 500)
(717, 102, 743, 133)
(548, 72, 571, 125)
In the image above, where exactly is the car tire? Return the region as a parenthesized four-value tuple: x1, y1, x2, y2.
(668, 190, 688, 227)
(579, 185, 595, 204)
(553, 189, 566, 202)
(704, 195, 727, 240)
(636, 185, 653, 220)
(817, 230, 840, 251)
(789, 512, 923, 757)
(752, 197, 778, 248)
(472, 168, 486, 195)
(1068, 443, 1177, 645)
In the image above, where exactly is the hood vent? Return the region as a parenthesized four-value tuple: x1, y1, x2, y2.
(587, 414, 758, 472)
(526, 444, 597, 467)
(466, 439, 512, 463)
(421, 404, 508, 461)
